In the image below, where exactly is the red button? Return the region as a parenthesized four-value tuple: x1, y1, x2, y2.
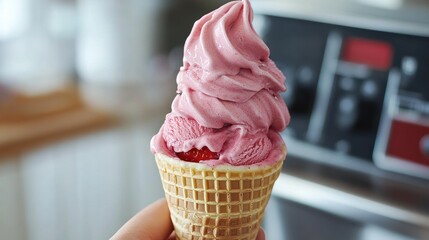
(386, 119, 429, 167)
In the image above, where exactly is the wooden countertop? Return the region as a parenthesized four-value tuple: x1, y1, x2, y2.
(0, 87, 117, 158)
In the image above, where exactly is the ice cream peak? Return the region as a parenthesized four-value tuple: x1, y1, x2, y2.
(151, 0, 290, 166)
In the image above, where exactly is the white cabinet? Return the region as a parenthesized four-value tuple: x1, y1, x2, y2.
(0, 121, 164, 240)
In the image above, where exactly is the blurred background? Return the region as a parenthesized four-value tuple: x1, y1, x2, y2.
(0, 0, 428, 239)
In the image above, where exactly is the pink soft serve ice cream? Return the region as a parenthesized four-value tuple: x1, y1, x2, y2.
(151, 0, 290, 166)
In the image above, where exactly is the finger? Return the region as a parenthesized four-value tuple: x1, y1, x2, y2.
(167, 232, 176, 240)
(256, 227, 265, 240)
(111, 199, 173, 240)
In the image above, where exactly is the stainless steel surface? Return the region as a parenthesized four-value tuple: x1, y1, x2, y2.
(252, 0, 429, 37)
(273, 174, 429, 230)
(271, 146, 429, 238)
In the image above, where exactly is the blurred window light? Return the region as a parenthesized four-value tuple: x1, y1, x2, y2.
(358, 0, 403, 10)
(48, 2, 77, 38)
(0, 0, 30, 39)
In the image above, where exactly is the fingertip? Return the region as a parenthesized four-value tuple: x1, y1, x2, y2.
(256, 227, 265, 240)
(167, 232, 177, 240)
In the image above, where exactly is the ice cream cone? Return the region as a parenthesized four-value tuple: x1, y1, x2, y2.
(155, 147, 285, 240)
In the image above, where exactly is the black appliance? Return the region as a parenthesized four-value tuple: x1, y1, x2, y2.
(252, 0, 429, 239)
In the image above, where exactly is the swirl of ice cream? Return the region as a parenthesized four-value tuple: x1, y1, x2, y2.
(151, 0, 290, 166)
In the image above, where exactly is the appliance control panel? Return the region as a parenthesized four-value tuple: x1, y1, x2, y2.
(258, 16, 429, 179)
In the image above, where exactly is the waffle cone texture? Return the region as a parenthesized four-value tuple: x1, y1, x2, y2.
(155, 149, 285, 240)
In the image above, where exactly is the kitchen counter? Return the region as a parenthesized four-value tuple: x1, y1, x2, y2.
(0, 88, 116, 159)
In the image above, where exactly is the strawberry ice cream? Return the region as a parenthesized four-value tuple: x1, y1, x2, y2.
(151, 0, 290, 166)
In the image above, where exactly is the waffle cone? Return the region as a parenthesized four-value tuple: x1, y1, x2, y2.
(155, 149, 285, 240)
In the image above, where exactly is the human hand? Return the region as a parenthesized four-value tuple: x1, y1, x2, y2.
(111, 198, 265, 240)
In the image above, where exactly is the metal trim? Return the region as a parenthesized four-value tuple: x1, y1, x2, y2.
(306, 32, 342, 143)
(284, 136, 376, 174)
